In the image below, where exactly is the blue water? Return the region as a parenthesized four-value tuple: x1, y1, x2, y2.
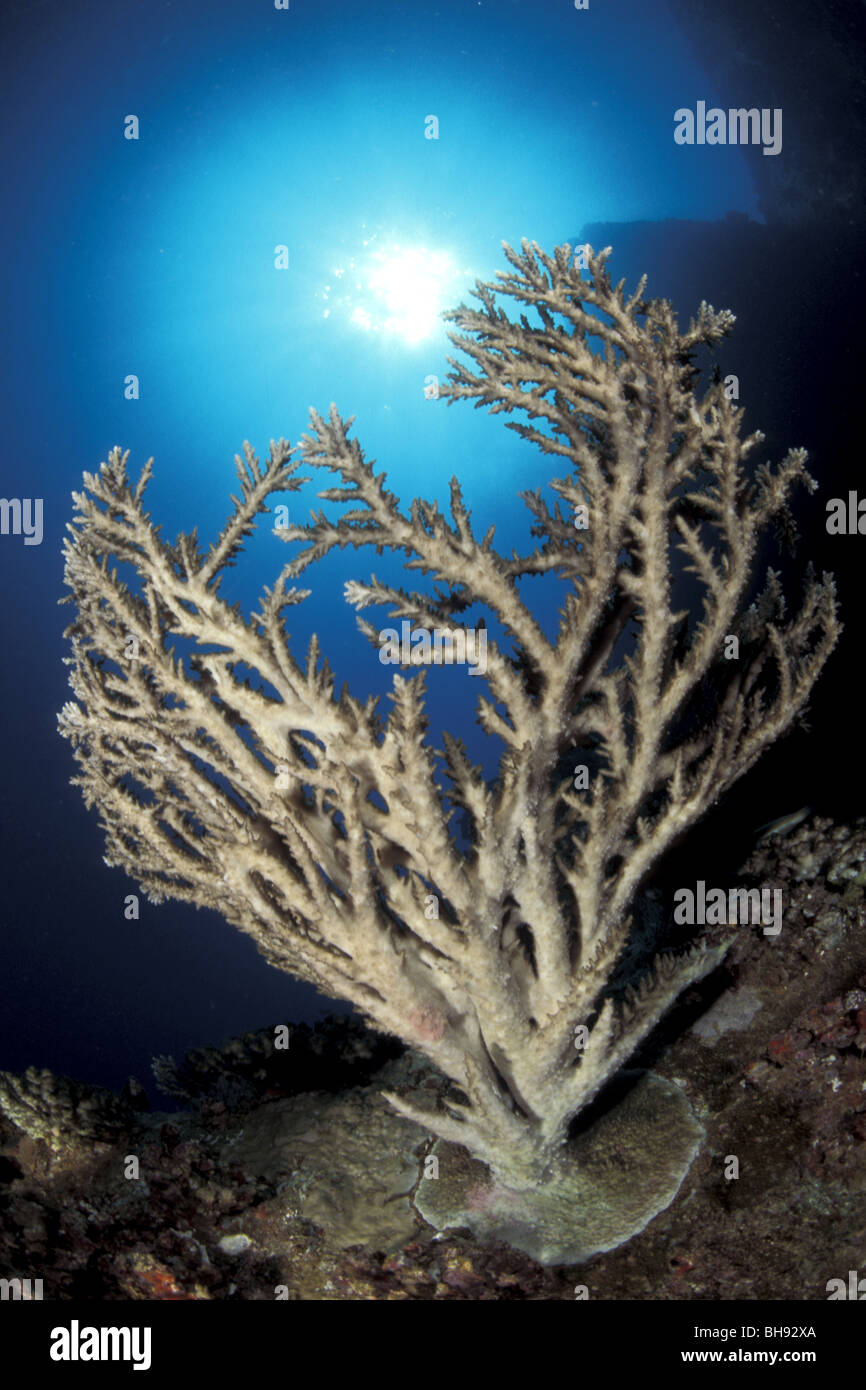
(0, 0, 852, 1099)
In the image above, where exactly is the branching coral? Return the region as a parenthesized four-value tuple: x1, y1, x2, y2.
(58, 243, 839, 1217)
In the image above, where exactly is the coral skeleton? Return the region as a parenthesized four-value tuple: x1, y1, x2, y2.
(59, 243, 839, 1194)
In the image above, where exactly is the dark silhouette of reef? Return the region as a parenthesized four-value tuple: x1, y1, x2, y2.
(667, 0, 866, 228)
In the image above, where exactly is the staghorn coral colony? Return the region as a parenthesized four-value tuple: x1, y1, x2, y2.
(51, 243, 839, 1261)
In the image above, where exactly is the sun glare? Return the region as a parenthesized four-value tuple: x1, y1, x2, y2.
(322, 237, 471, 345)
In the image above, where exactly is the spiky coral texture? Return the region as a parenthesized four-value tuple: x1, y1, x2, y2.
(58, 243, 839, 1187)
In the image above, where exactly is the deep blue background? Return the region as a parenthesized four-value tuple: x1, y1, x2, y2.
(0, 0, 861, 1100)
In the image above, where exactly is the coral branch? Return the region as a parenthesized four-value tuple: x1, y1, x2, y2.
(59, 242, 839, 1192)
